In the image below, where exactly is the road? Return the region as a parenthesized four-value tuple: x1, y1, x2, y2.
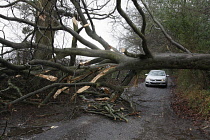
(7, 80, 209, 140)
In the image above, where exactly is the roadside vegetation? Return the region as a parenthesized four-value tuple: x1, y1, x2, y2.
(175, 70, 210, 119)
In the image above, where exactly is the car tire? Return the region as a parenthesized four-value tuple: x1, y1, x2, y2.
(163, 84, 167, 88)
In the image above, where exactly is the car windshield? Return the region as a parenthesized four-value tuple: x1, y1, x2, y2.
(149, 71, 165, 76)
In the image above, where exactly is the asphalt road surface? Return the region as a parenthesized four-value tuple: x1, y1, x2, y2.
(10, 79, 209, 140)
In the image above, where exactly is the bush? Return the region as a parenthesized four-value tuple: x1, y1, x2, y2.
(175, 69, 210, 119)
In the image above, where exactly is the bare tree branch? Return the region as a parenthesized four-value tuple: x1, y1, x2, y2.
(8, 82, 97, 105)
(0, 0, 21, 8)
(131, 0, 146, 34)
(0, 58, 29, 70)
(71, 0, 119, 52)
(81, 0, 96, 32)
(116, 0, 152, 58)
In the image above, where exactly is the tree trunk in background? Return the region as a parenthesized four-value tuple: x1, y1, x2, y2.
(70, 18, 78, 66)
(32, 0, 57, 89)
(34, 0, 56, 60)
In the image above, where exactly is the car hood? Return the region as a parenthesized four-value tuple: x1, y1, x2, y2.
(146, 75, 166, 79)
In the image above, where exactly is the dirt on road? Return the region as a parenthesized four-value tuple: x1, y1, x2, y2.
(1, 79, 209, 140)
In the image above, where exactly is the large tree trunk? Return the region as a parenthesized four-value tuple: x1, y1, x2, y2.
(109, 70, 137, 102)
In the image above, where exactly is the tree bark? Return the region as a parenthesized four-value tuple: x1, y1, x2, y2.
(34, 0, 57, 60)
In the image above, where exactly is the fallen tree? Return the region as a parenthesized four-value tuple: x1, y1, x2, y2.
(0, 0, 209, 113)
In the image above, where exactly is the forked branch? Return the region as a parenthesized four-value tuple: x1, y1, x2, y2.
(116, 0, 152, 58)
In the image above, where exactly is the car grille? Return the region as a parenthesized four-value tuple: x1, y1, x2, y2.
(151, 79, 162, 81)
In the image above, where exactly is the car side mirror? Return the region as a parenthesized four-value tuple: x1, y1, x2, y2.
(145, 74, 148, 76)
(166, 75, 169, 77)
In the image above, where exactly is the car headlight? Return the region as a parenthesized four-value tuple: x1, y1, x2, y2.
(146, 78, 150, 81)
(161, 79, 166, 81)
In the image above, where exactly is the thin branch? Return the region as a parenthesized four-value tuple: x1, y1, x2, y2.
(0, 0, 21, 8)
(29, 59, 74, 74)
(0, 49, 14, 56)
(8, 78, 23, 97)
(8, 82, 97, 105)
(89, 3, 117, 20)
(0, 14, 36, 27)
(0, 57, 29, 70)
(86, 0, 112, 11)
(131, 0, 146, 34)
(81, 0, 95, 32)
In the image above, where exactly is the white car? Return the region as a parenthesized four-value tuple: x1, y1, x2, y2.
(145, 70, 169, 87)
